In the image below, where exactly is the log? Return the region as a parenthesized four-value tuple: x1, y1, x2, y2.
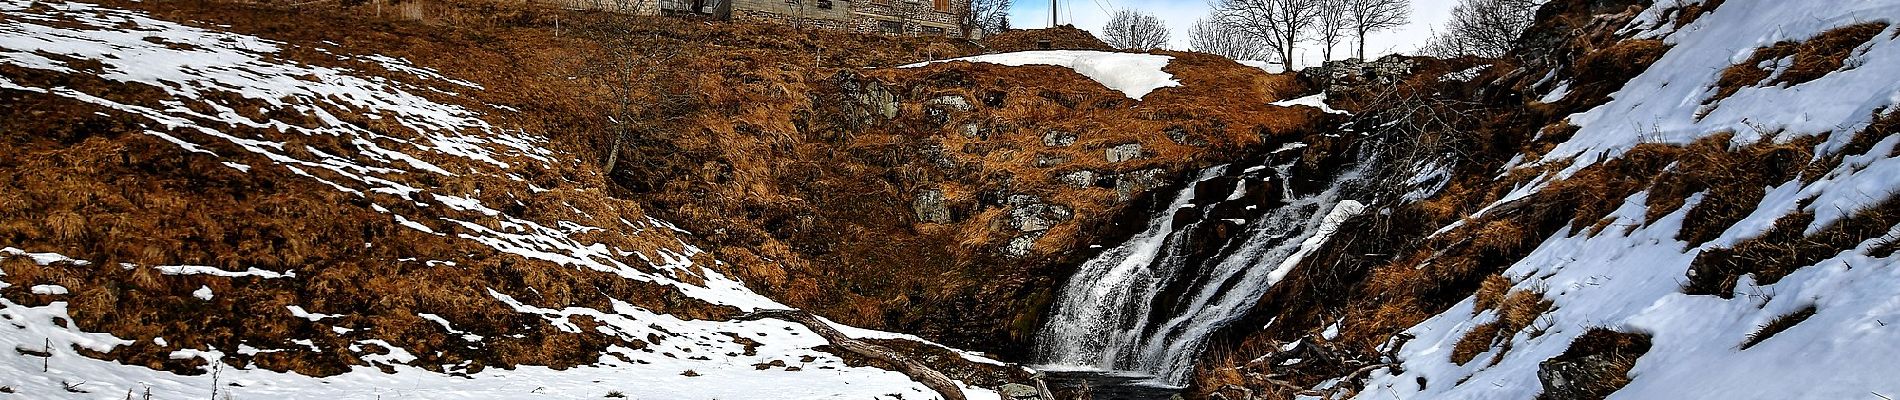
(735, 309, 967, 400)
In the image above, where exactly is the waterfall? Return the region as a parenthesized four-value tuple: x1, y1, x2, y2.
(1034, 159, 1368, 385)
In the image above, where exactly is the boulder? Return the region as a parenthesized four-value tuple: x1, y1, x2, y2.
(1057, 170, 1097, 187)
(999, 383, 1040, 400)
(1114, 168, 1167, 201)
(1106, 143, 1143, 163)
(1034, 153, 1070, 167)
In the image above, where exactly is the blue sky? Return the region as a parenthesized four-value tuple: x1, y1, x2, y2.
(1004, 0, 1463, 67)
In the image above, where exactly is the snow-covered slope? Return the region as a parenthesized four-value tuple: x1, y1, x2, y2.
(0, 1, 1000, 398)
(901, 50, 1182, 100)
(1353, 0, 1900, 398)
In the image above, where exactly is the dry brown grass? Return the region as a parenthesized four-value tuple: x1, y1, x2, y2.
(0, 0, 796, 376)
(980, 25, 1113, 52)
(1450, 286, 1550, 365)
(1710, 22, 1891, 104)
(1741, 305, 1816, 350)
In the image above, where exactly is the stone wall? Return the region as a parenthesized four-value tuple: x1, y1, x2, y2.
(729, 0, 855, 29)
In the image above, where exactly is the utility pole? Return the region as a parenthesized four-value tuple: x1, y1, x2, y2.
(1049, 0, 1056, 27)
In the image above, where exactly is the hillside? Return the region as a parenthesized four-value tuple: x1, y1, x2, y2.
(1180, 0, 1900, 398)
(0, 0, 1322, 398)
(7, 0, 1900, 398)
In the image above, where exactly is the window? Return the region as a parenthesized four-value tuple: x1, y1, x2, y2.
(879, 20, 903, 34)
(924, 26, 945, 35)
(932, 0, 948, 11)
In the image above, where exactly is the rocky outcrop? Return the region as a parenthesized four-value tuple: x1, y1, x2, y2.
(1536, 329, 1651, 400)
(1106, 143, 1144, 163)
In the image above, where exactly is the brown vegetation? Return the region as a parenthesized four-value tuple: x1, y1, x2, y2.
(981, 25, 1115, 52)
(1740, 305, 1816, 350)
(1710, 22, 1891, 105)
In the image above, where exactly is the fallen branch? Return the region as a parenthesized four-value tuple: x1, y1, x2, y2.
(735, 309, 967, 400)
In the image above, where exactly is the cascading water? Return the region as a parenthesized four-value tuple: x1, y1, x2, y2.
(1035, 154, 1369, 386)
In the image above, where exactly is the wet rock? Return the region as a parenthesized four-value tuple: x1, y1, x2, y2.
(1042, 130, 1077, 147)
(913, 189, 951, 224)
(1114, 168, 1167, 201)
(1106, 143, 1144, 163)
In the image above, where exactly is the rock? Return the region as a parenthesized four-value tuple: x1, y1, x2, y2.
(1034, 153, 1070, 167)
(1302, 55, 1418, 92)
(926, 95, 973, 112)
(913, 189, 951, 224)
(1042, 130, 1077, 147)
(1106, 143, 1144, 163)
(921, 143, 956, 169)
(1114, 168, 1167, 201)
(925, 96, 972, 125)
(960, 123, 982, 139)
(1536, 329, 1650, 400)
(1004, 232, 1042, 258)
(1166, 126, 1208, 146)
(1005, 196, 1073, 232)
(999, 383, 1040, 399)
(1057, 170, 1097, 187)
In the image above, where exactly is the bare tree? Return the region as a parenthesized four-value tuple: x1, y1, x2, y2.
(1314, 0, 1351, 62)
(1102, 9, 1171, 50)
(962, 0, 1010, 38)
(581, 28, 701, 178)
(1346, 0, 1410, 59)
(1189, 16, 1271, 61)
(1214, 0, 1321, 69)
(1424, 0, 1541, 58)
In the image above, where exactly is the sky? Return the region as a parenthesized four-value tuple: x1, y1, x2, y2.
(1004, 0, 1462, 68)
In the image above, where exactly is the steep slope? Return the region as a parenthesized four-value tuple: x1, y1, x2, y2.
(1174, 0, 1900, 398)
(0, 0, 1016, 398)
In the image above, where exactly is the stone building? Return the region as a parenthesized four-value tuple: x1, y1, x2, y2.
(558, 0, 967, 37)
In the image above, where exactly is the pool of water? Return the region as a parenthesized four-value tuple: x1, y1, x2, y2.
(1038, 369, 1183, 400)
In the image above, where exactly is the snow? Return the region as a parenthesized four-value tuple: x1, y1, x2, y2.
(30, 284, 68, 295)
(1439, 65, 1492, 82)
(192, 285, 214, 300)
(1237, 60, 1288, 74)
(902, 50, 1181, 100)
(1350, 1, 1900, 398)
(1541, 0, 1900, 175)
(1537, 80, 1572, 103)
(1271, 93, 1350, 114)
(153, 265, 295, 279)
